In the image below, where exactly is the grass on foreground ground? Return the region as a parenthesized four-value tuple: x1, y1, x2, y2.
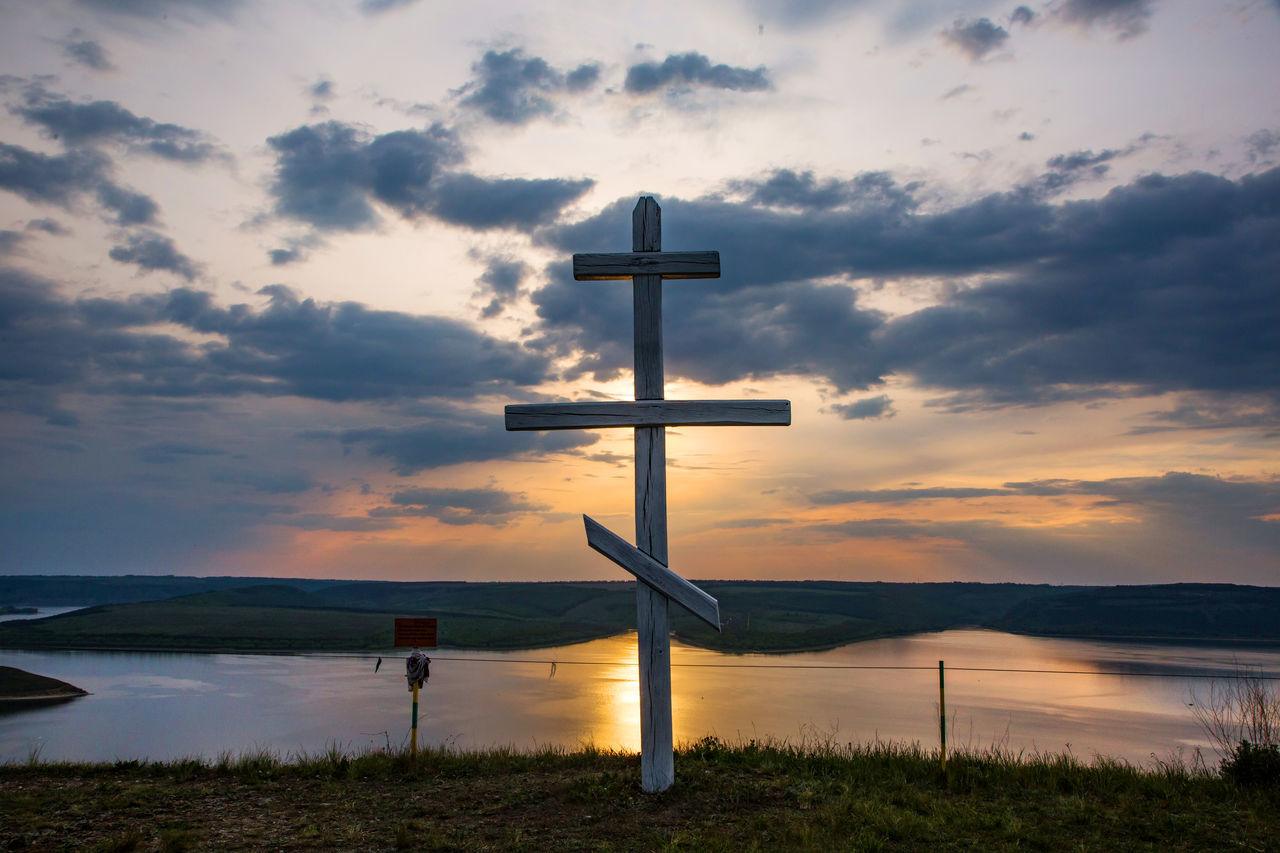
(2, 739, 1277, 852)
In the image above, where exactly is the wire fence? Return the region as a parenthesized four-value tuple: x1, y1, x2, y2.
(410, 654, 1279, 679)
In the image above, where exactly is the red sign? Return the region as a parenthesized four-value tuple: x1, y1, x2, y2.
(393, 617, 438, 648)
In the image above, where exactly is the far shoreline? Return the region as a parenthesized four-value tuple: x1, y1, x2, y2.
(2, 625, 1279, 658)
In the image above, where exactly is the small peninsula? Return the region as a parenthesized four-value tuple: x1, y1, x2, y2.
(0, 665, 88, 707)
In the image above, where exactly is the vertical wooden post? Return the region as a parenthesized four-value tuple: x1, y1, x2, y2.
(939, 659, 946, 771)
(632, 197, 674, 793)
(411, 681, 419, 756)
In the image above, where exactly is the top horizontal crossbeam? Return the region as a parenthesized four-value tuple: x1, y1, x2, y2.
(573, 251, 720, 281)
(505, 400, 790, 431)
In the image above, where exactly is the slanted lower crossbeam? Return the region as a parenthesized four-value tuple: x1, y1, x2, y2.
(583, 516, 720, 629)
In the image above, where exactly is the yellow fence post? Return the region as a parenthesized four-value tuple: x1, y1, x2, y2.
(411, 681, 419, 756)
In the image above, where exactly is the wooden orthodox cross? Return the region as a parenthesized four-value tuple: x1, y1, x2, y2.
(505, 197, 790, 792)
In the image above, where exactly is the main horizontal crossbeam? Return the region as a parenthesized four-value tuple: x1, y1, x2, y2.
(573, 251, 720, 280)
(505, 400, 791, 431)
(584, 515, 720, 630)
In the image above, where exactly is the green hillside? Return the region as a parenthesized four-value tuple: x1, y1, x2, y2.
(0, 574, 342, 607)
(0, 579, 1275, 653)
(990, 583, 1280, 642)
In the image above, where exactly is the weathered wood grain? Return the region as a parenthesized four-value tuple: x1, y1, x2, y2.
(636, 586, 671, 791)
(583, 516, 720, 629)
(572, 251, 720, 280)
(504, 400, 791, 430)
(631, 196, 673, 793)
(502, 194, 791, 795)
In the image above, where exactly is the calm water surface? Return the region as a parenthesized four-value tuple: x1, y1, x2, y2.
(0, 607, 84, 624)
(3, 629, 1277, 766)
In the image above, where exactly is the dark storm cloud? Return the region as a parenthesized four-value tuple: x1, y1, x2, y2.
(267, 121, 461, 230)
(371, 485, 546, 526)
(0, 231, 23, 254)
(0, 140, 163, 229)
(457, 49, 601, 124)
(565, 64, 602, 92)
(12, 85, 222, 163)
(267, 120, 591, 232)
(267, 233, 322, 266)
(0, 142, 110, 206)
(531, 269, 883, 389)
(210, 467, 318, 494)
(359, 0, 422, 14)
(1247, 129, 1279, 164)
(940, 18, 1010, 62)
(624, 52, 771, 95)
(148, 284, 552, 401)
(1010, 6, 1037, 26)
(811, 474, 1280, 523)
(730, 169, 918, 213)
(474, 255, 529, 318)
(309, 78, 334, 100)
(1036, 148, 1123, 194)
(811, 486, 1013, 505)
(96, 181, 159, 225)
(430, 174, 593, 230)
(64, 38, 114, 72)
(805, 473, 1280, 582)
(269, 247, 302, 265)
(533, 166, 1280, 409)
(876, 168, 1280, 409)
(831, 394, 895, 420)
(326, 407, 598, 474)
(26, 218, 68, 235)
(1125, 396, 1280, 436)
(1056, 0, 1154, 39)
(1035, 136, 1156, 196)
(74, 0, 241, 21)
(108, 232, 199, 279)
(744, 0, 859, 28)
(0, 271, 553, 407)
(1004, 473, 1280, 516)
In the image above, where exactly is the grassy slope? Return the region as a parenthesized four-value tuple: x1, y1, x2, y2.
(0, 581, 1077, 653)
(1, 742, 1275, 851)
(991, 583, 1280, 642)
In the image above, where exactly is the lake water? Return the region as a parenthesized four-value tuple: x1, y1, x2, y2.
(3, 629, 1277, 767)
(0, 607, 84, 624)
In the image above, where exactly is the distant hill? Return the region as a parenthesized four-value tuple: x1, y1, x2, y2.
(989, 583, 1280, 642)
(0, 578, 1275, 653)
(0, 574, 342, 607)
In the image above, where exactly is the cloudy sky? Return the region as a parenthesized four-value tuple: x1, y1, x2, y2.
(1, 0, 1277, 586)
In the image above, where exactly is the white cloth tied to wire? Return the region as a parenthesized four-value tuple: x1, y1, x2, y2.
(406, 649, 431, 691)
